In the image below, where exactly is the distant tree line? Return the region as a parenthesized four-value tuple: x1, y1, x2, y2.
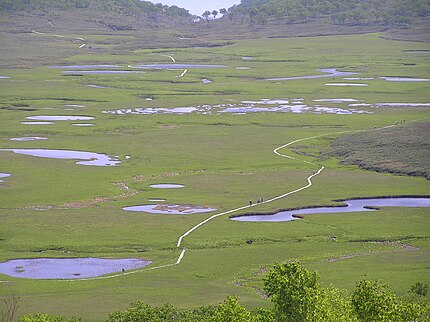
(11, 262, 430, 321)
(0, 0, 191, 18)
(204, 0, 430, 26)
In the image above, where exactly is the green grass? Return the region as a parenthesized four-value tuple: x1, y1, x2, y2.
(0, 31, 429, 320)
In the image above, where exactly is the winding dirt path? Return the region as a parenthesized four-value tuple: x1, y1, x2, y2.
(31, 30, 85, 48)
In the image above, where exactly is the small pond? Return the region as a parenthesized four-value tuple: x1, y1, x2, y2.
(63, 71, 144, 75)
(379, 77, 430, 82)
(231, 197, 430, 222)
(72, 123, 94, 127)
(0, 76, 10, 79)
(64, 104, 86, 108)
(0, 149, 120, 166)
(123, 204, 216, 214)
(149, 184, 185, 189)
(265, 68, 357, 81)
(375, 103, 430, 107)
(49, 65, 121, 69)
(201, 79, 212, 84)
(130, 64, 226, 69)
(325, 83, 368, 87)
(0, 258, 151, 279)
(148, 198, 167, 202)
(27, 116, 94, 121)
(0, 173, 11, 183)
(21, 122, 54, 125)
(10, 137, 47, 141)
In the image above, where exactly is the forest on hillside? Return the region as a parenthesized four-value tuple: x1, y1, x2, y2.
(225, 0, 430, 26)
(0, 0, 191, 18)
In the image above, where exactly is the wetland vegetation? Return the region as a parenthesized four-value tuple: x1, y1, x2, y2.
(0, 0, 429, 320)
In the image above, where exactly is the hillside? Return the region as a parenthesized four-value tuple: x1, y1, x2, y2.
(227, 0, 430, 26)
(0, 0, 193, 30)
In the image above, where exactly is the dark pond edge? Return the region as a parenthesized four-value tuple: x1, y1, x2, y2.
(229, 195, 430, 219)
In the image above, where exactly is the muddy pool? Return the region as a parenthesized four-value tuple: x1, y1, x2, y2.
(231, 197, 430, 222)
(123, 204, 216, 214)
(0, 258, 151, 279)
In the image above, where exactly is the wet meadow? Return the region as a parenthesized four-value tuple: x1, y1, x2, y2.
(0, 30, 429, 319)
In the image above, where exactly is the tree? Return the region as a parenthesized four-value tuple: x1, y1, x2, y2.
(19, 314, 81, 322)
(410, 282, 429, 297)
(212, 10, 218, 20)
(350, 279, 429, 322)
(263, 261, 320, 321)
(202, 10, 211, 22)
(219, 8, 227, 16)
(212, 297, 251, 322)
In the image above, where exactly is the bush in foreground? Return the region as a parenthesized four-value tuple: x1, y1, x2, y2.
(16, 262, 429, 322)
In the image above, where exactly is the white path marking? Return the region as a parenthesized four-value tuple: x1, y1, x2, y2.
(177, 69, 188, 78)
(160, 54, 176, 63)
(31, 30, 85, 48)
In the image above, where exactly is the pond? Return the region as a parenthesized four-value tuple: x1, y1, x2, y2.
(10, 137, 47, 141)
(0, 76, 10, 79)
(265, 68, 357, 81)
(21, 122, 54, 125)
(123, 204, 216, 214)
(63, 71, 144, 75)
(0, 149, 120, 166)
(231, 197, 430, 222)
(49, 65, 121, 69)
(102, 99, 372, 116)
(325, 83, 368, 87)
(0, 173, 11, 183)
(130, 64, 226, 69)
(149, 184, 185, 189)
(72, 123, 94, 127)
(0, 258, 152, 279)
(27, 116, 94, 121)
(379, 77, 430, 82)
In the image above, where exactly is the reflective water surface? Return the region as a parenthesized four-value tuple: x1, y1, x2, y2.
(0, 258, 151, 279)
(231, 198, 430, 222)
(0, 149, 120, 166)
(123, 204, 216, 214)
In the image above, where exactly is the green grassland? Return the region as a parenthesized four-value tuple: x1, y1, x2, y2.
(0, 30, 429, 320)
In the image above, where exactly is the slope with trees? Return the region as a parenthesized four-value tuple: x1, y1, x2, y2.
(221, 0, 430, 26)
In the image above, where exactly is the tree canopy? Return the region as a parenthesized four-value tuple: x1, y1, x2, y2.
(15, 262, 430, 322)
(226, 0, 430, 26)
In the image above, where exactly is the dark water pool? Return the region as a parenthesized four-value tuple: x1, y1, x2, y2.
(231, 197, 430, 222)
